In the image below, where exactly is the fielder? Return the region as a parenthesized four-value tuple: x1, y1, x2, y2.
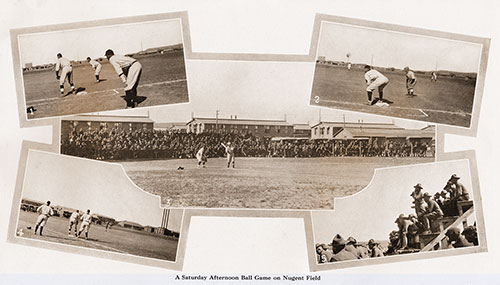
(78, 209, 92, 240)
(34, 201, 54, 236)
(404, 67, 417, 97)
(55, 53, 75, 95)
(431, 71, 438, 82)
(68, 210, 80, 237)
(196, 146, 207, 168)
(364, 65, 389, 105)
(105, 49, 142, 108)
(221, 142, 235, 168)
(87, 57, 102, 82)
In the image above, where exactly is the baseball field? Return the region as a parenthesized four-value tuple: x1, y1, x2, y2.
(122, 156, 434, 209)
(23, 50, 189, 119)
(16, 211, 179, 261)
(310, 65, 477, 127)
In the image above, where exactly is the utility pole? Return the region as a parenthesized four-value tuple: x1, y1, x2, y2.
(216, 110, 219, 132)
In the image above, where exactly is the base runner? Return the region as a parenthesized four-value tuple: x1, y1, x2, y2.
(68, 210, 81, 237)
(78, 209, 92, 240)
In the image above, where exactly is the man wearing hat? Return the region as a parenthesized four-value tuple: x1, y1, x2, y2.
(329, 234, 357, 261)
(368, 239, 384, 257)
(105, 49, 142, 108)
(422, 192, 444, 234)
(315, 243, 334, 263)
(449, 174, 470, 201)
(410, 183, 426, 218)
(395, 214, 412, 249)
(344, 237, 369, 259)
(462, 226, 478, 246)
(445, 227, 473, 248)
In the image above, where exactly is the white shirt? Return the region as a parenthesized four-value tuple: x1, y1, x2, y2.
(196, 147, 204, 160)
(55, 57, 71, 72)
(70, 212, 80, 222)
(406, 70, 416, 80)
(37, 205, 54, 216)
(89, 59, 101, 69)
(80, 213, 92, 224)
(365, 69, 388, 83)
(109, 54, 136, 76)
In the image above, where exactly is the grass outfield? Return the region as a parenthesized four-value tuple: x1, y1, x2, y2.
(16, 211, 178, 261)
(122, 156, 434, 209)
(23, 51, 188, 119)
(310, 65, 476, 127)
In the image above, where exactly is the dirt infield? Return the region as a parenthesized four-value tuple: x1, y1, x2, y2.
(310, 65, 476, 127)
(16, 211, 178, 261)
(23, 51, 189, 119)
(122, 156, 434, 209)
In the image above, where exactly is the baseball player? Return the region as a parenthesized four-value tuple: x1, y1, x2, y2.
(86, 57, 102, 82)
(221, 142, 235, 168)
(55, 53, 76, 95)
(34, 201, 54, 236)
(404, 67, 417, 97)
(431, 71, 438, 82)
(68, 210, 80, 237)
(196, 146, 207, 168)
(364, 65, 389, 105)
(78, 209, 92, 240)
(105, 49, 142, 108)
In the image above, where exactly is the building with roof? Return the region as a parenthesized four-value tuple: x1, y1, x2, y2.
(293, 124, 312, 138)
(311, 121, 435, 141)
(186, 117, 294, 138)
(61, 115, 154, 139)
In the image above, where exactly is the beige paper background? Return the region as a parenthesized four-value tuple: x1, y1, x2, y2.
(1, 0, 499, 276)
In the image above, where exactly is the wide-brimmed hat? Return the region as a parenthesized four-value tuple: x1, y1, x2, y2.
(346, 236, 357, 245)
(423, 192, 432, 198)
(394, 214, 405, 223)
(330, 234, 346, 247)
(450, 174, 460, 180)
(315, 243, 326, 250)
(413, 183, 423, 189)
(445, 227, 461, 238)
(368, 239, 377, 246)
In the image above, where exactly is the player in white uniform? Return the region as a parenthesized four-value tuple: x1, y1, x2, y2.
(404, 67, 417, 97)
(68, 210, 80, 237)
(105, 49, 142, 108)
(55, 53, 76, 95)
(78, 209, 92, 240)
(221, 142, 235, 168)
(34, 201, 54, 236)
(431, 71, 438, 82)
(87, 57, 102, 82)
(196, 146, 207, 168)
(364, 65, 389, 105)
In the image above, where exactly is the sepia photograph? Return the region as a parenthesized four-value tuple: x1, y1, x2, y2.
(59, 107, 435, 209)
(15, 150, 182, 263)
(310, 20, 487, 128)
(14, 16, 189, 120)
(312, 159, 478, 267)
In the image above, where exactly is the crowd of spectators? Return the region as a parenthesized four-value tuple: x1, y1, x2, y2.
(61, 127, 434, 161)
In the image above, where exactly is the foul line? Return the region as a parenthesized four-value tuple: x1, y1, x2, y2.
(316, 99, 470, 117)
(26, 78, 187, 105)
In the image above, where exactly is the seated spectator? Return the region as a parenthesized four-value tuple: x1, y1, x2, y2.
(462, 226, 478, 246)
(445, 227, 473, 248)
(329, 234, 358, 261)
(368, 239, 384, 257)
(422, 192, 444, 234)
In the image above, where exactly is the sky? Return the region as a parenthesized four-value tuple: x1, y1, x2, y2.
(18, 19, 182, 66)
(317, 21, 482, 73)
(312, 159, 473, 243)
(22, 150, 183, 231)
(102, 60, 430, 130)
